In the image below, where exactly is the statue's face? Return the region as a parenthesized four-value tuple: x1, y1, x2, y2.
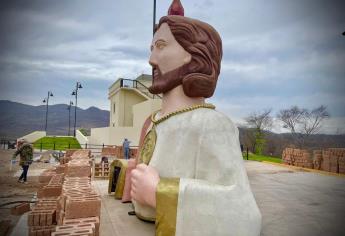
(149, 23, 191, 77)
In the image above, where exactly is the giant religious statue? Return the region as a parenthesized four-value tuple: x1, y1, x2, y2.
(129, 0, 262, 235)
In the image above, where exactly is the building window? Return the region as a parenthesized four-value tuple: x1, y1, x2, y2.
(113, 103, 116, 114)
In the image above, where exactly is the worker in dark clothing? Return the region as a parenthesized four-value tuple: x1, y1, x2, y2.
(122, 138, 131, 159)
(12, 139, 33, 184)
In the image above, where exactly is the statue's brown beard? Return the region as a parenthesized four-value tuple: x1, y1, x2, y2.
(148, 64, 189, 95)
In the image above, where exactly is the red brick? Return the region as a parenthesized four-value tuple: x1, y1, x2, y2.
(39, 169, 57, 183)
(57, 210, 65, 226)
(29, 210, 56, 226)
(52, 227, 94, 236)
(56, 165, 66, 174)
(11, 202, 30, 215)
(34, 213, 40, 226)
(39, 213, 46, 226)
(65, 164, 91, 178)
(29, 226, 56, 236)
(37, 186, 62, 198)
(63, 217, 99, 235)
(64, 197, 101, 219)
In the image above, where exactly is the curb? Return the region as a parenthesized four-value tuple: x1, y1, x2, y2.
(262, 161, 345, 178)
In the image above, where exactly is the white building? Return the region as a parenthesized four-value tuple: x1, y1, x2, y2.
(89, 74, 161, 147)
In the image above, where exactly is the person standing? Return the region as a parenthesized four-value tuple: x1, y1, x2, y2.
(12, 139, 33, 184)
(122, 138, 131, 159)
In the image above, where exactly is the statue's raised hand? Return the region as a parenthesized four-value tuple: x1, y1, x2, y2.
(131, 163, 160, 208)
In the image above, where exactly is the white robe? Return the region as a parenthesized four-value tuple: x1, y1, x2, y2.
(141, 108, 262, 236)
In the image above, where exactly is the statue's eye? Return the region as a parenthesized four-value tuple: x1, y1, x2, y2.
(156, 41, 167, 49)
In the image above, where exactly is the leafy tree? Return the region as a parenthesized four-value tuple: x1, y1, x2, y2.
(245, 109, 273, 155)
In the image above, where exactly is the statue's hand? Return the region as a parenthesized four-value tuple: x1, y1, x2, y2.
(131, 163, 160, 208)
(128, 158, 137, 168)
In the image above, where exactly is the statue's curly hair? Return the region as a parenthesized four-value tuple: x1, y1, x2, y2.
(157, 15, 222, 98)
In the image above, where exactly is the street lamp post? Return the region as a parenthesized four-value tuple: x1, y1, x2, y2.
(71, 82, 82, 137)
(153, 0, 156, 35)
(43, 91, 53, 133)
(67, 101, 73, 136)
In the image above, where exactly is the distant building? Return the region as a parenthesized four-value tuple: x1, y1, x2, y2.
(89, 74, 161, 146)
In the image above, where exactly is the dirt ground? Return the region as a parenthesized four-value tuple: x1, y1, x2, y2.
(0, 149, 54, 235)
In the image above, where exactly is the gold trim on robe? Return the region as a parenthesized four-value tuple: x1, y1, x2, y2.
(108, 159, 119, 194)
(114, 159, 128, 199)
(155, 178, 180, 236)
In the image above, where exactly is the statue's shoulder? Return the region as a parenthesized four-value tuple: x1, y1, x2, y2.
(193, 108, 237, 133)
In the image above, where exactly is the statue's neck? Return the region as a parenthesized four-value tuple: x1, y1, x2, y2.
(160, 85, 205, 116)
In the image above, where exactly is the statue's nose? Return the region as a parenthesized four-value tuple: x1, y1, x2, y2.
(149, 53, 157, 67)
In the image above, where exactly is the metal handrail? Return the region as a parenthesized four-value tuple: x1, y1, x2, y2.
(120, 79, 161, 99)
(0, 139, 139, 151)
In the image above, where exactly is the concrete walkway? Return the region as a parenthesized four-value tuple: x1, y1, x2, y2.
(94, 161, 345, 236)
(246, 161, 345, 236)
(92, 180, 155, 236)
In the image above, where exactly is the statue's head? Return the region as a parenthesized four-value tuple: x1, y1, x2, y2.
(148, 15, 223, 98)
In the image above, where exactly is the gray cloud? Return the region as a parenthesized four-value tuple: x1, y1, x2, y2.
(0, 0, 344, 134)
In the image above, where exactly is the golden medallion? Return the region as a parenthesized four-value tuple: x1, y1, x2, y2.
(139, 126, 157, 165)
(138, 103, 215, 165)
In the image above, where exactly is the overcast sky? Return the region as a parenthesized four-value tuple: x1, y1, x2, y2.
(0, 0, 344, 134)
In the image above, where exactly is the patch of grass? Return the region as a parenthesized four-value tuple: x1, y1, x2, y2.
(33, 136, 81, 151)
(243, 152, 282, 163)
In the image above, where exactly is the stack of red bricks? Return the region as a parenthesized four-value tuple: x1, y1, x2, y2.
(129, 148, 138, 159)
(56, 150, 100, 236)
(60, 149, 78, 164)
(28, 198, 59, 235)
(326, 148, 345, 174)
(282, 148, 313, 168)
(55, 176, 100, 235)
(94, 162, 110, 178)
(29, 149, 101, 236)
(282, 147, 345, 174)
(313, 150, 322, 170)
(65, 150, 92, 178)
(38, 174, 64, 198)
(52, 217, 100, 236)
(334, 148, 345, 174)
(320, 150, 331, 172)
(101, 146, 117, 157)
(39, 169, 58, 184)
(313, 148, 345, 173)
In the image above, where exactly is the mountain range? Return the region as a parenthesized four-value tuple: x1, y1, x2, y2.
(0, 100, 109, 139)
(0, 100, 343, 156)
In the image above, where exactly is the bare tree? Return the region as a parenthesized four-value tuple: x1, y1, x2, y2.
(277, 105, 330, 147)
(245, 109, 273, 154)
(277, 106, 306, 133)
(302, 105, 330, 135)
(245, 109, 273, 132)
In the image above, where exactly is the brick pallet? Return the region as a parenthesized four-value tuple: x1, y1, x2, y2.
(282, 148, 313, 168)
(282, 147, 345, 174)
(28, 149, 101, 236)
(93, 162, 110, 178)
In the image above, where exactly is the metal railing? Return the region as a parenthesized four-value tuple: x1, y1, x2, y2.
(0, 139, 138, 156)
(120, 79, 161, 99)
(0, 139, 16, 149)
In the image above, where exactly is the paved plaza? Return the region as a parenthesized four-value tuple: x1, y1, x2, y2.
(10, 160, 345, 236)
(95, 161, 345, 236)
(246, 161, 345, 236)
